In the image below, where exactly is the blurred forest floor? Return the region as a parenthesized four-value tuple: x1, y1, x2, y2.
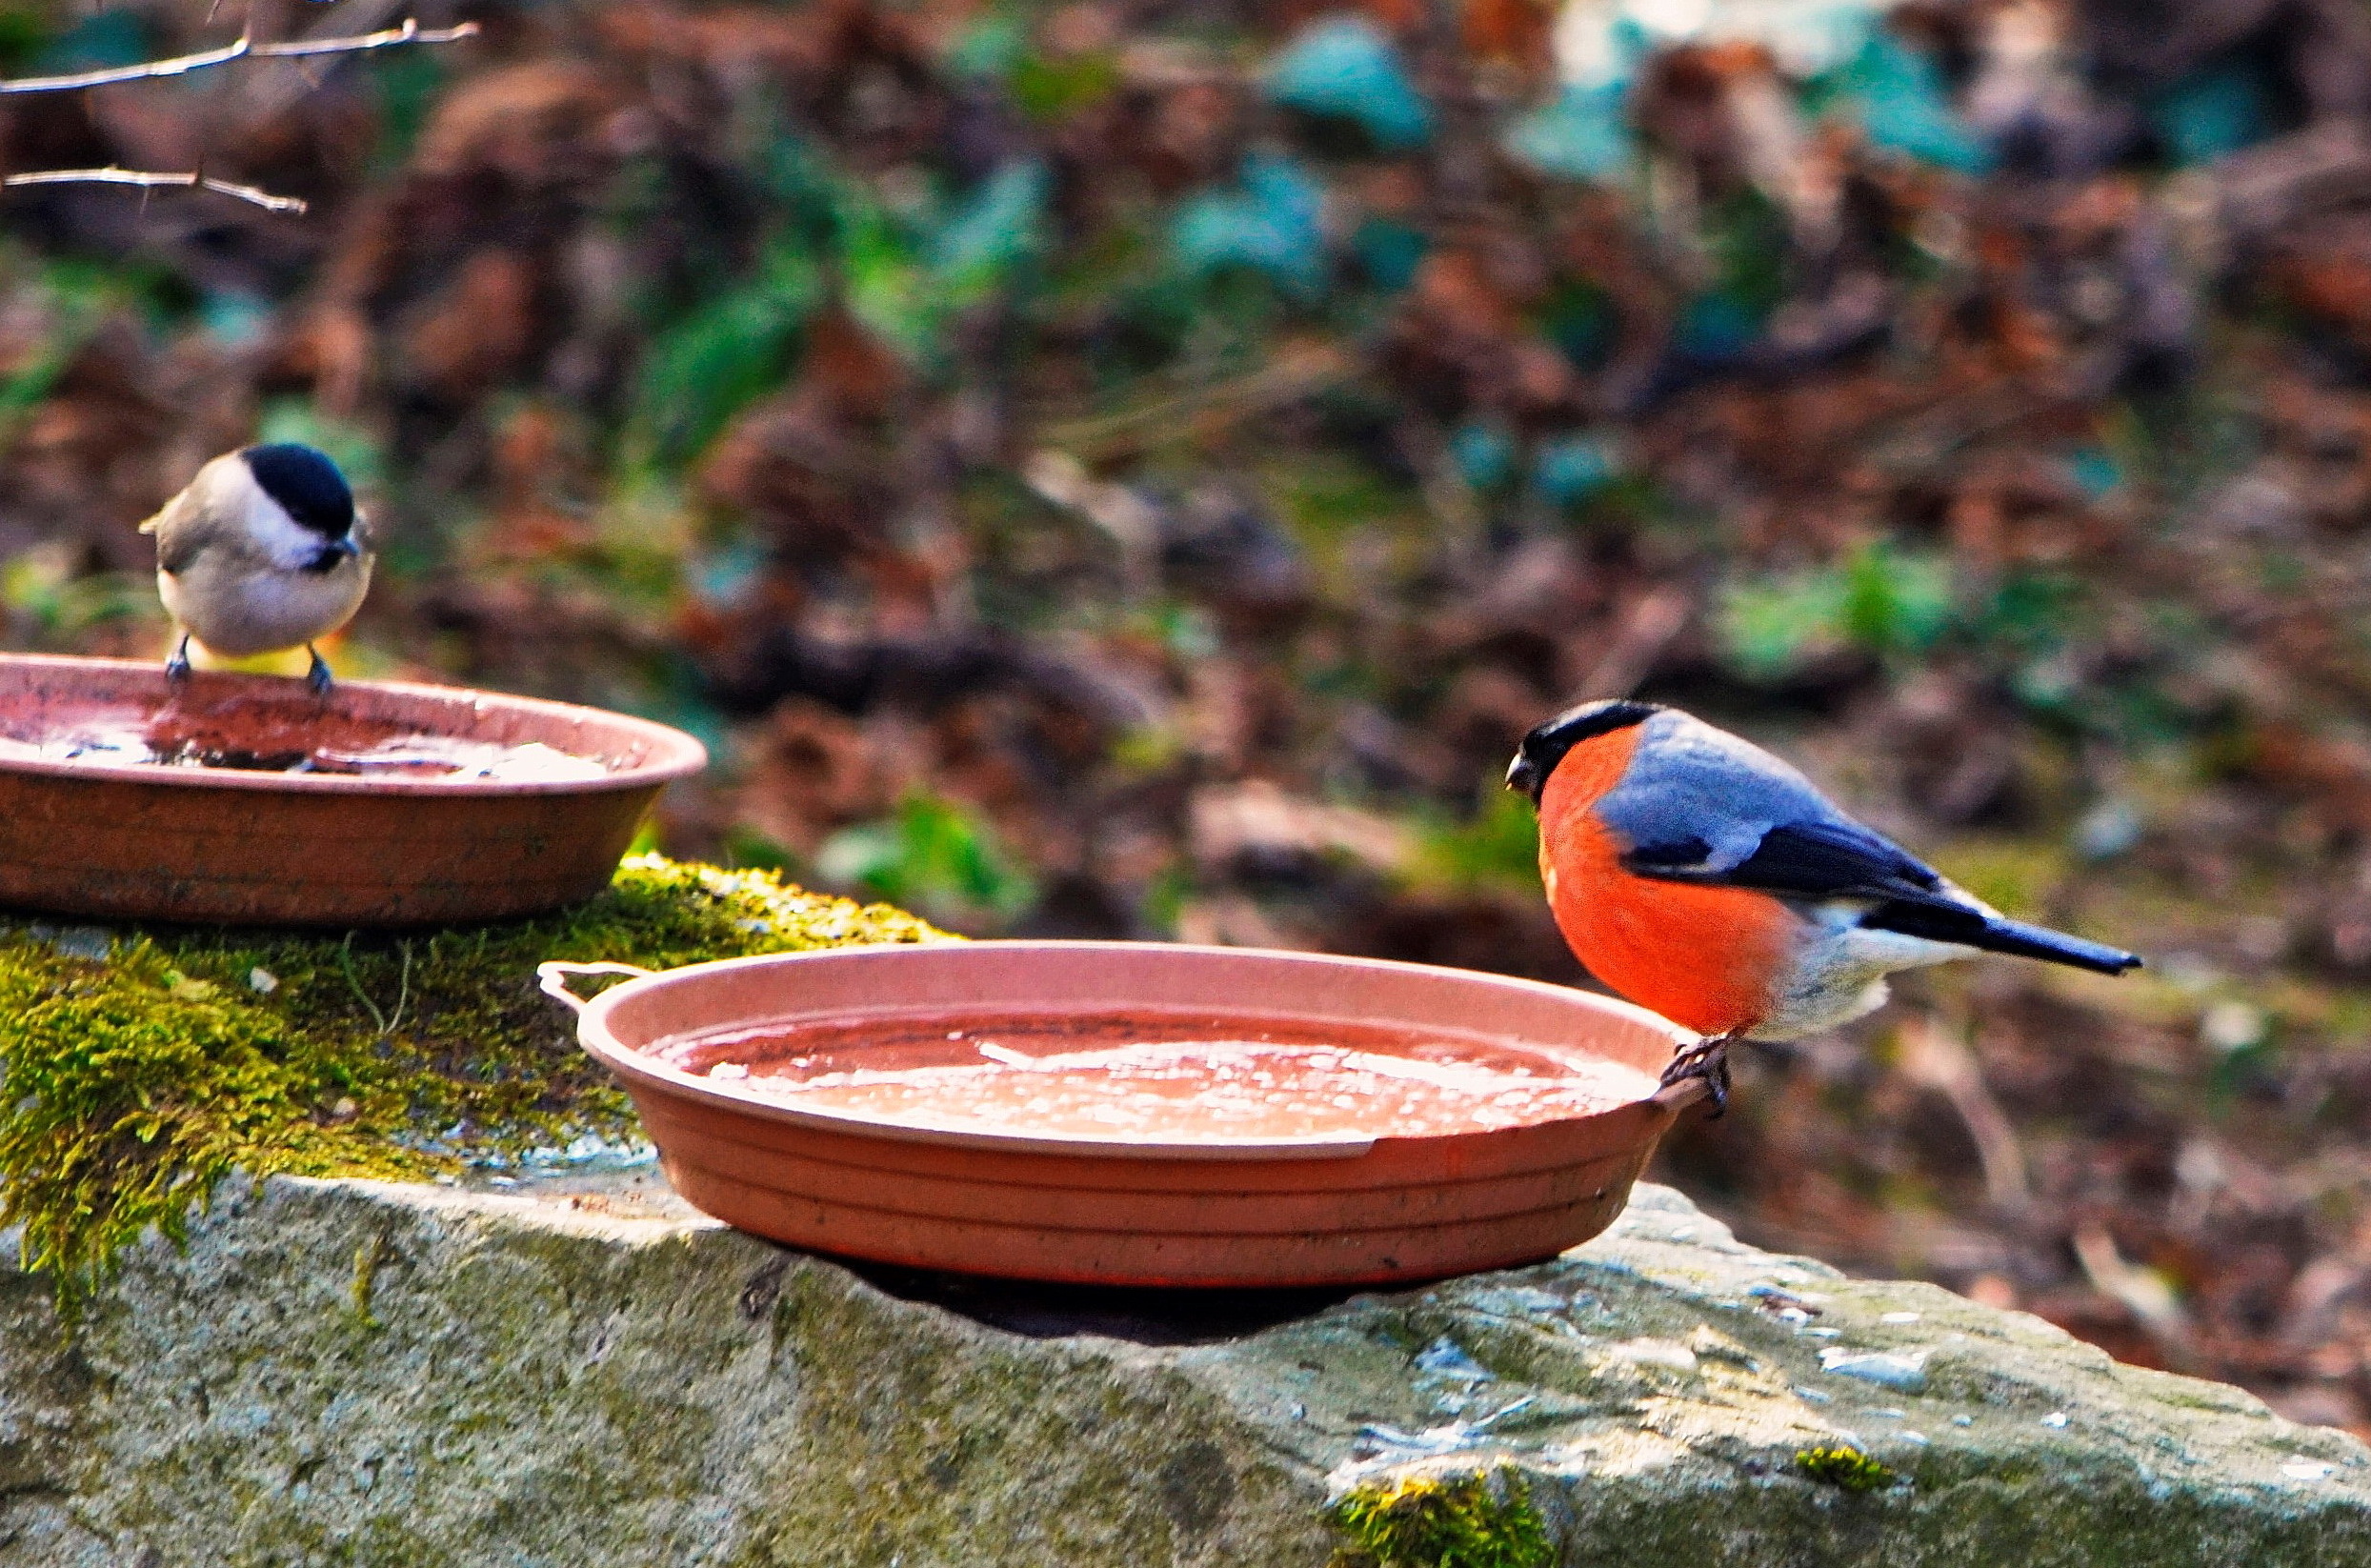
(11, 0, 2371, 1434)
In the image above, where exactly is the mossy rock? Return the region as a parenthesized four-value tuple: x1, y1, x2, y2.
(2, 1177, 2363, 1566)
(4, 871, 2368, 1565)
(0, 855, 941, 1295)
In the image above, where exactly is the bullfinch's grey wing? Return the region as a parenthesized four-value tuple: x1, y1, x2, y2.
(1588, 710, 1854, 875)
(1596, 711, 2140, 976)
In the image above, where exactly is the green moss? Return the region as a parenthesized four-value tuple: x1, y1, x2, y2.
(1796, 1444, 1899, 1494)
(0, 855, 942, 1299)
(1327, 1468, 1554, 1568)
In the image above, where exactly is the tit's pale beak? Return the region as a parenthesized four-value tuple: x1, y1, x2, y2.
(330, 534, 361, 559)
(1505, 753, 1540, 800)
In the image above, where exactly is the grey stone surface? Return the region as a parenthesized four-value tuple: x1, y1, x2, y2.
(0, 1172, 2361, 1566)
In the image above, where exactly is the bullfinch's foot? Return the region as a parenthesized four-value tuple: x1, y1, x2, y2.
(164, 634, 191, 684)
(305, 645, 333, 695)
(1659, 1032, 1738, 1117)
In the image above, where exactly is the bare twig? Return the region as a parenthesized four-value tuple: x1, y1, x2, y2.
(2073, 1224, 2189, 1340)
(337, 934, 413, 1038)
(1035, 338, 1358, 458)
(1, 167, 307, 213)
(4, 34, 250, 93)
(258, 17, 478, 64)
(0, 17, 480, 96)
(1897, 1014, 2033, 1214)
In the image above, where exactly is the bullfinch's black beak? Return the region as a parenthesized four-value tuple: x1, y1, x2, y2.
(1505, 752, 1540, 802)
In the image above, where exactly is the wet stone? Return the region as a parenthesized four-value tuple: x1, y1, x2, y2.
(0, 1177, 2360, 1565)
(27, 925, 110, 962)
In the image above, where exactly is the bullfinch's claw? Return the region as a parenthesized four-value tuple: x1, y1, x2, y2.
(164, 633, 191, 684)
(305, 644, 333, 696)
(1659, 1033, 1738, 1117)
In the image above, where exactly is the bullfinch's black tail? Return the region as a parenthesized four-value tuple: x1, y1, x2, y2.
(1863, 902, 2142, 975)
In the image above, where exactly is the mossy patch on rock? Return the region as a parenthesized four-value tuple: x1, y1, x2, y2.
(1326, 1467, 1553, 1568)
(1796, 1444, 1899, 1493)
(0, 855, 941, 1296)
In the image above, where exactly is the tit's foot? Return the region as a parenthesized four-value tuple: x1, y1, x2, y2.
(1659, 1032, 1738, 1117)
(163, 634, 191, 684)
(305, 645, 333, 696)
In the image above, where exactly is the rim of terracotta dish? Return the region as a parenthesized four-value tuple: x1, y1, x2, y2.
(560, 941, 1700, 1162)
(0, 653, 707, 797)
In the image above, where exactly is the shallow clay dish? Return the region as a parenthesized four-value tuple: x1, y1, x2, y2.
(541, 941, 1704, 1289)
(0, 653, 705, 926)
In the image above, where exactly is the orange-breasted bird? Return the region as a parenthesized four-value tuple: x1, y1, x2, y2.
(1505, 700, 2140, 1110)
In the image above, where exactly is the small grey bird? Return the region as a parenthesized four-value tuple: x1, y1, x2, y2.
(140, 443, 373, 694)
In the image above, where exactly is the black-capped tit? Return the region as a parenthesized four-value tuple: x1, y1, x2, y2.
(140, 443, 374, 694)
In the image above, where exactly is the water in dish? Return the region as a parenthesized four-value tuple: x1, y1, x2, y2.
(656, 1008, 1658, 1141)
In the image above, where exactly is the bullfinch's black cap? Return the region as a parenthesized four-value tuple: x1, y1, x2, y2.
(1505, 699, 1661, 803)
(240, 443, 354, 540)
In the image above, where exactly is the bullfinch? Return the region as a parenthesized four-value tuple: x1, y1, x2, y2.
(140, 443, 373, 694)
(1506, 699, 2140, 1110)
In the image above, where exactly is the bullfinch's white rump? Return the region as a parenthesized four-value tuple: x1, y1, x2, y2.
(141, 443, 373, 694)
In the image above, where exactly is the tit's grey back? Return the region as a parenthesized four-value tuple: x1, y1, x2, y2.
(145, 455, 254, 575)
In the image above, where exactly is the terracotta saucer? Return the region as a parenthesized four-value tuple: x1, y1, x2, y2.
(543, 941, 1705, 1289)
(0, 653, 705, 926)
